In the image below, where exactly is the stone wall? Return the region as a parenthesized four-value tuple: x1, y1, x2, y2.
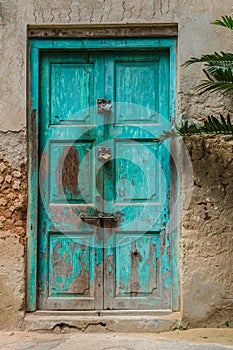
(0, 131, 26, 329)
(181, 135, 233, 327)
(0, 0, 232, 329)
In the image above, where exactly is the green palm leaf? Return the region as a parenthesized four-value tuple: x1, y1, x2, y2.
(155, 15, 233, 144)
(211, 15, 233, 29)
(205, 63, 233, 75)
(195, 81, 233, 94)
(183, 15, 233, 94)
(209, 67, 233, 82)
(184, 55, 233, 94)
(195, 67, 233, 93)
(227, 114, 233, 132)
(154, 115, 233, 143)
(183, 52, 233, 67)
(220, 114, 228, 132)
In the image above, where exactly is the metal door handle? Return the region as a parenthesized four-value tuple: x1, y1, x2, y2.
(80, 213, 117, 221)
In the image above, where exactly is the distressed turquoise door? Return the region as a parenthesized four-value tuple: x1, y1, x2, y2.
(38, 51, 105, 309)
(103, 51, 171, 309)
(38, 49, 172, 310)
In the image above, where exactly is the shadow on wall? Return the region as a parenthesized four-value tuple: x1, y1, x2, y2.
(181, 134, 233, 328)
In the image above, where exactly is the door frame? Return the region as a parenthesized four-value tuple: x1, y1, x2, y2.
(27, 24, 178, 311)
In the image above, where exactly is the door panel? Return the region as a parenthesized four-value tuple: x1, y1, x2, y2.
(104, 51, 171, 309)
(114, 234, 159, 296)
(38, 49, 172, 310)
(51, 63, 94, 124)
(115, 61, 158, 122)
(49, 142, 94, 203)
(48, 234, 96, 299)
(38, 51, 105, 309)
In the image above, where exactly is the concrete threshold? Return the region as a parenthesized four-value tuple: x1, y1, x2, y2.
(23, 311, 180, 333)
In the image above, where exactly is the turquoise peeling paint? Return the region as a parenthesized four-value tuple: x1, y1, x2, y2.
(28, 37, 178, 311)
(48, 235, 96, 296)
(30, 38, 176, 50)
(115, 235, 159, 294)
(95, 247, 103, 266)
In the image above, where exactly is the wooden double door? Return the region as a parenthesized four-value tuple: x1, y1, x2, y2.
(38, 48, 172, 310)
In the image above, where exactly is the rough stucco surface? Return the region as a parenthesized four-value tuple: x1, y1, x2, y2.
(0, 231, 25, 330)
(0, 0, 233, 329)
(0, 131, 27, 329)
(181, 135, 233, 327)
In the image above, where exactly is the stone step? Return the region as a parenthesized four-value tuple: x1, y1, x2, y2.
(23, 311, 180, 333)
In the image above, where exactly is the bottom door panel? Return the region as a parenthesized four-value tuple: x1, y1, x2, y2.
(104, 231, 171, 310)
(38, 231, 104, 310)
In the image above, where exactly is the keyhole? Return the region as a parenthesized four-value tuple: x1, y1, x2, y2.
(131, 249, 142, 261)
(131, 250, 138, 258)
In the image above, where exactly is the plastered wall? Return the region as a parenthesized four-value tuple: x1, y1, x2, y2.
(0, 0, 233, 329)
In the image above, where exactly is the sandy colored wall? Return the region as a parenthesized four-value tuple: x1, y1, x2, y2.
(181, 135, 233, 327)
(0, 0, 232, 329)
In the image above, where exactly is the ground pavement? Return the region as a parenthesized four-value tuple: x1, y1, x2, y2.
(0, 329, 232, 350)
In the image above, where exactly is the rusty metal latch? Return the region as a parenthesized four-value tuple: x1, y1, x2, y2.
(98, 147, 112, 161)
(80, 213, 117, 221)
(97, 98, 112, 114)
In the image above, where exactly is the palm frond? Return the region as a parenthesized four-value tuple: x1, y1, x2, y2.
(227, 113, 233, 132)
(195, 81, 233, 94)
(154, 115, 233, 143)
(183, 52, 233, 67)
(195, 67, 233, 93)
(184, 55, 233, 93)
(204, 62, 233, 75)
(208, 67, 233, 82)
(183, 15, 233, 95)
(211, 15, 233, 30)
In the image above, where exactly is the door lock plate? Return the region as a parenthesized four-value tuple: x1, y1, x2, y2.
(98, 147, 112, 161)
(97, 98, 112, 114)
